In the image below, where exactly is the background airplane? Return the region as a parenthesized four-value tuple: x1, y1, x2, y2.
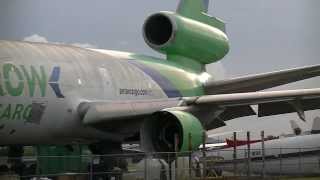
(285, 117, 320, 137)
(1, 0, 320, 175)
(205, 118, 320, 176)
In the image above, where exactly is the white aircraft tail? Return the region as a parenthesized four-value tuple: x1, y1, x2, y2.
(290, 120, 302, 135)
(311, 117, 320, 134)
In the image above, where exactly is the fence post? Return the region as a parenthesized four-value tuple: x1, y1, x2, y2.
(188, 133, 192, 180)
(299, 148, 302, 174)
(90, 155, 93, 180)
(279, 147, 282, 177)
(247, 131, 251, 177)
(261, 131, 265, 179)
(168, 153, 172, 180)
(233, 132, 237, 176)
(144, 153, 148, 180)
(202, 131, 207, 179)
(174, 133, 179, 180)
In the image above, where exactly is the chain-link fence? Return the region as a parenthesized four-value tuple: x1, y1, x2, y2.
(1, 147, 320, 180)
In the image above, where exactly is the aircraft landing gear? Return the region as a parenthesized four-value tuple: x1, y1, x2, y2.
(1, 146, 36, 179)
(7, 145, 25, 176)
(0, 164, 9, 175)
(89, 141, 128, 180)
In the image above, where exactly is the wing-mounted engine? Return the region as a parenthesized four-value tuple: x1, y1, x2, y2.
(140, 110, 204, 153)
(143, 11, 229, 70)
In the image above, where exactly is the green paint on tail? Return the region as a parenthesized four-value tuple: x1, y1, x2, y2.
(177, 0, 226, 32)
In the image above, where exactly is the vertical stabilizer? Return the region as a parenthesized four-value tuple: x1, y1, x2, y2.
(203, 0, 209, 13)
(177, 0, 208, 15)
(290, 120, 302, 135)
(177, 0, 226, 32)
(311, 117, 320, 134)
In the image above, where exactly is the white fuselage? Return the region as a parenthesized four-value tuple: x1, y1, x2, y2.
(0, 41, 202, 145)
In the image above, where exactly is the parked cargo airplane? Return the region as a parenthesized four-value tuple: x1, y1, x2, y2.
(205, 118, 320, 175)
(1, 0, 320, 166)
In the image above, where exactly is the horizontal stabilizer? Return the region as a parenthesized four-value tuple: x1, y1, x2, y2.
(311, 117, 320, 134)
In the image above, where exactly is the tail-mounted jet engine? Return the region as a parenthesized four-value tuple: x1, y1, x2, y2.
(143, 11, 229, 65)
(141, 110, 204, 153)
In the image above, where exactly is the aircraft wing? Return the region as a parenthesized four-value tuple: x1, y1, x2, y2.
(79, 88, 320, 126)
(184, 88, 320, 106)
(204, 64, 320, 94)
(78, 98, 182, 125)
(185, 88, 320, 122)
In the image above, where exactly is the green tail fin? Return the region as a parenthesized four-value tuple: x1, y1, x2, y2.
(177, 0, 226, 32)
(177, 0, 209, 15)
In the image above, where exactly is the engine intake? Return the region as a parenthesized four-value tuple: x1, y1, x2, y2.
(144, 14, 174, 46)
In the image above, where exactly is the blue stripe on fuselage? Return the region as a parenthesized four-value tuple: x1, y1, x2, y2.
(129, 61, 182, 98)
(49, 66, 65, 98)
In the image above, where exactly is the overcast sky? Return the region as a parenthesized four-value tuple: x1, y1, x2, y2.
(0, 0, 319, 138)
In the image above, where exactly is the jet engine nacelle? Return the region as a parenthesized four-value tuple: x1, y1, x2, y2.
(141, 110, 204, 153)
(143, 11, 229, 64)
